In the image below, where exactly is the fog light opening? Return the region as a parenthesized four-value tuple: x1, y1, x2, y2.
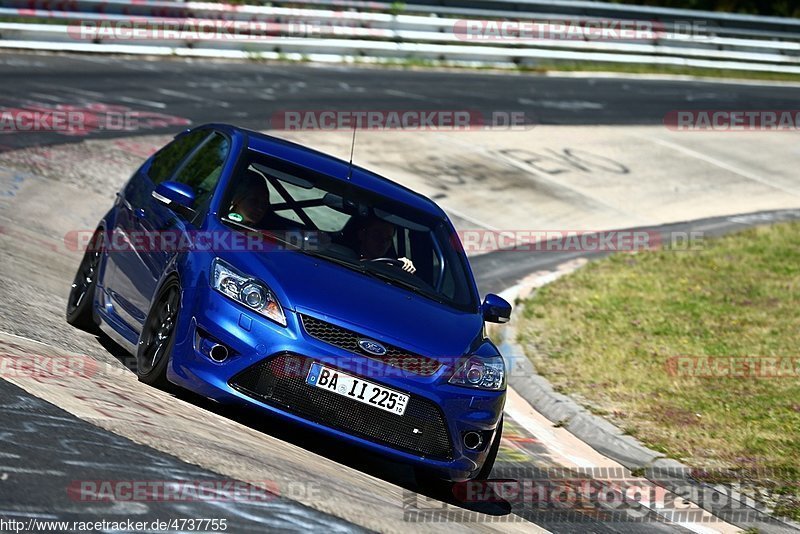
(463, 431, 483, 450)
(209, 344, 229, 363)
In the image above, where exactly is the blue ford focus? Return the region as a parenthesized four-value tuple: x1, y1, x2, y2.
(66, 124, 511, 483)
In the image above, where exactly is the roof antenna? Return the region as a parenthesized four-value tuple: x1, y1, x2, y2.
(346, 122, 356, 180)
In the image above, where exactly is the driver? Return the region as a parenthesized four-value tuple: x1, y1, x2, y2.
(356, 217, 416, 274)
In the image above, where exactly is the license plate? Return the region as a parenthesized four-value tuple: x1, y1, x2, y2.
(306, 363, 408, 416)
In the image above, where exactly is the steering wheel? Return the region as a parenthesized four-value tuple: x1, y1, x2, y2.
(364, 257, 405, 268)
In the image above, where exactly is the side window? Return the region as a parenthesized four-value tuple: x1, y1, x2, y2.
(172, 132, 231, 208)
(148, 129, 209, 184)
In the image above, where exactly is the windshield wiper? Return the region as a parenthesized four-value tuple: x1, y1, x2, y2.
(302, 249, 366, 273)
(361, 265, 445, 304)
(303, 251, 442, 303)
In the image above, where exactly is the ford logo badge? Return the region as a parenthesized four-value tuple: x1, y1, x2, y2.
(358, 338, 387, 356)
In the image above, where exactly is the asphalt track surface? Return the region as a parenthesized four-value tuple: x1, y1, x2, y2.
(0, 378, 362, 533)
(2, 52, 800, 533)
(2, 52, 800, 151)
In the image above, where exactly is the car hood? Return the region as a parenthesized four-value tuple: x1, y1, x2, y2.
(236, 249, 483, 360)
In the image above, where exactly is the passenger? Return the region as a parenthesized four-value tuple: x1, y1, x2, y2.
(227, 169, 271, 227)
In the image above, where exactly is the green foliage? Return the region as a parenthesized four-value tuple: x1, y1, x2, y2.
(608, 0, 799, 17)
(517, 222, 800, 519)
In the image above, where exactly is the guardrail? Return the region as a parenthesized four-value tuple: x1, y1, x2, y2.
(1, 0, 798, 73)
(4, 0, 800, 39)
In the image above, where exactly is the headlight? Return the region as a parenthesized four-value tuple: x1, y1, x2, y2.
(449, 355, 506, 390)
(211, 258, 286, 326)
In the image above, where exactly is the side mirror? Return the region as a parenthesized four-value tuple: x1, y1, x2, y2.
(482, 293, 512, 324)
(152, 181, 195, 218)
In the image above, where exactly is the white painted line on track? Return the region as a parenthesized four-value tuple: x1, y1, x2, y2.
(27, 92, 67, 103)
(0, 511, 59, 519)
(0, 330, 54, 347)
(543, 70, 800, 88)
(118, 96, 168, 109)
(443, 204, 503, 232)
(646, 136, 800, 198)
(57, 86, 105, 99)
(156, 88, 231, 108)
(0, 467, 66, 475)
(385, 89, 429, 101)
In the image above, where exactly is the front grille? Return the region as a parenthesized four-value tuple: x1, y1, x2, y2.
(230, 353, 453, 460)
(299, 314, 442, 377)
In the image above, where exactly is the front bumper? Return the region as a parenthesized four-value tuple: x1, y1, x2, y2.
(168, 287, 505, 481)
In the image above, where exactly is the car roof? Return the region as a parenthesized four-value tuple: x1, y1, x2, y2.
(204, 123, 447, 219)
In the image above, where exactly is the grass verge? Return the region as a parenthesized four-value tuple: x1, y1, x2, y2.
(519, 61, 800, 83)
(517, 221, 800, 520)
(364, 57, 800, 83)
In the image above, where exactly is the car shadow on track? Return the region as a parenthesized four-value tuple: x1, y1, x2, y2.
(94, 333, 516, 519)
(97, 333, 138, 372)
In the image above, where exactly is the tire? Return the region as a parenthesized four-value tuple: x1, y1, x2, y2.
(475, 416, 503, 480)
(136, 278, 181, 389)
(66, 228, 104, 333)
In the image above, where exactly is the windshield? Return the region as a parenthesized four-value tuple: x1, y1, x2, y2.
(219, 150, 479, 311)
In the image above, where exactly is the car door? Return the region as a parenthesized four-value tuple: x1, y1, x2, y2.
(106, 128, 210, 334)
(135, 131, 232, 306)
